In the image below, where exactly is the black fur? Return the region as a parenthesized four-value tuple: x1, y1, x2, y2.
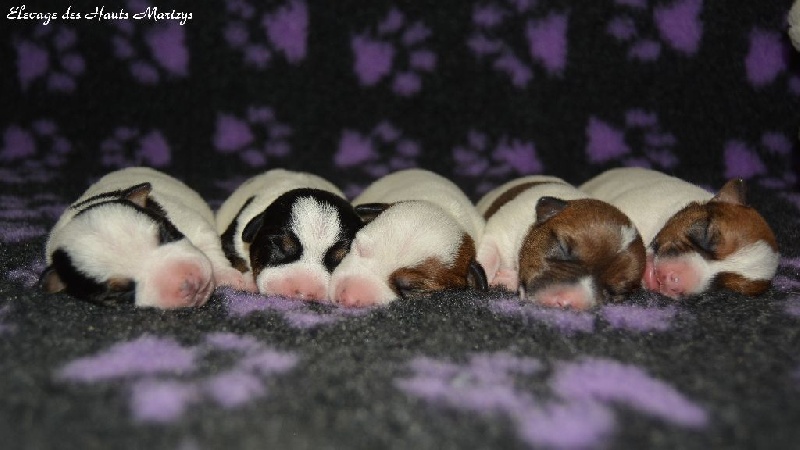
(221, 196, 254, 272)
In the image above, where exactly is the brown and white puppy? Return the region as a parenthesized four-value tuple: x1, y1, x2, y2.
(42, 167, 249, 309)
(216, 169, 362, 301)
(580, 167, 779, 298)
(329, 169, 488, 307)
(477, 176, 646, 310)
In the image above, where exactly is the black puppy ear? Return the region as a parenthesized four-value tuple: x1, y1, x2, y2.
(40, 266, 66, 293)
(241, 212, 266, 244)
(123, 183, 152, 208)
(354, 203, 392, 224)
(467, 259, 488, 290)
(535, 196, 568, 225)
(713, 178, 746, 205)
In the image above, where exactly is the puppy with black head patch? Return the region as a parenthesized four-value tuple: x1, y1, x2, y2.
(42, 167, 249, 309)
(580, 167, 779, 299)
(216, 169, 363, 301)
(477, 176, 646, 310)
(329, 169, 488, 307)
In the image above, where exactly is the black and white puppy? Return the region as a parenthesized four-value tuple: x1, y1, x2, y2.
(216, 169, 363, 301)
(42, 167, 248, 308)
(329, 169, 488, 307)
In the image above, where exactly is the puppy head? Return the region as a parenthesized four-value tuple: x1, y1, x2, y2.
(648, 179, 779, 298)
(329, 201, 487, 307)
(518, 197, 646, 310)
(41, 183, 214, 308)
(242, 189, 363, 301)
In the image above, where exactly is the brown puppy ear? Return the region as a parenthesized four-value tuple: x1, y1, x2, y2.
(123, 182, 153, 208)
(467, 259, 488, 290)
(713, 179, 746, 205)
(535, 196, 568, 225)
(40, 266, 66, 293)
(354, 203, 392, 224)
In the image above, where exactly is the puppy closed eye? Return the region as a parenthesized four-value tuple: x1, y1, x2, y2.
(324, 239, 352, 272)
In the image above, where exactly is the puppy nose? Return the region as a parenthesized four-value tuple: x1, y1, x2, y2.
(658, 271, 684, 298)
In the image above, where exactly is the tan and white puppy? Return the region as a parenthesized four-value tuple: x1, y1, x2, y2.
(329, 169, 488, 307)
(42, 167, 248, 309)
(216, 169, 362, 301)
(580, 167, 779, 298)
(477, 176, 646, 310)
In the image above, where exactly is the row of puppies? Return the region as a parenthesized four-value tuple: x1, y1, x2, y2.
(41, 167, 779, 310)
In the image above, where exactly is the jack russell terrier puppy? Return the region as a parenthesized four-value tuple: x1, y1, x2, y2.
(216, 169, 363, 301)
(41, 167, 249, 308)
(477, 176, 646, 310)
(329, 169, 488, 307)
(580, 167, 779, 298)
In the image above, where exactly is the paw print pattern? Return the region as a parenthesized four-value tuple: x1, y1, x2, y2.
(607, 0, 703, 62)
(351, 8, 437, 96)
(100, 127, 172, 168)
(585, 109, 679, 170)
(467, 0, 568, 87)
(0, 193, 64, 244)
(213, 106, 293, 168)
(223, 0, 308, 69)
(111, 0, 189, 84)
(723, 133, 795, 190)
(0, 120, 73, 184)
(14, 25, 86, 92)
(333, 121, 421, 197)
(56, 333, 299, 423)
(745, 28, 798, 93)
(4, 257, 48, 289)
(396, 353, 708, 449)
(452, 130, 542, 198)
(223, 288, 372, 329)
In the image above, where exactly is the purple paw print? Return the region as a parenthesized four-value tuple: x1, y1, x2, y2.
(213, 106, 293, 168)
(352, 8, 437, 96)
(745, 28, 799, 93)
(14, 25, 86, 92)
(468, 0, 568, 87)
(111, 0, 189, 84)
(223, 288, 372, 329)
(490, 296, 679, 334)
(773, 258, 800, 294)
(452, 130, 543, 198)
(100, 127, 171, 169)
(396, 353, 708, 449)
(723, 133, 795, 190)
(57, 333, 299, 423)
(0, 193, 64, 245)
(5, 257, 48, 289)
(585, 109, 679, 170)
(223, 0, 308, 69)
(607, 0, 703, 61)
(334, 121, 421, 197)
(0, 120, 73, 184)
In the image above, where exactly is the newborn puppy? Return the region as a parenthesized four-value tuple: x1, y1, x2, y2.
(580, 167, 779, 298)
(216, 169, 362, 301)
(477, 176, 646, 310)
(42, 167, 248, 308)
(329, 169, 488, 307)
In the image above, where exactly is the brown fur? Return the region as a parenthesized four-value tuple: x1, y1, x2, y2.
(483, 181, 564, 220)
(518, 199, 646, 302)
(389, 235, 478, 297)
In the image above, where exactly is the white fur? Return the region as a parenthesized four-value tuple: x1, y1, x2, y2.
(45, 167, 228, 306)
(476, 176, 587, 283)
(215, 169, 345, 273)
(580, 167, 712, 247)
(790, 0, 800, 51)
(619, 225, 638, 253)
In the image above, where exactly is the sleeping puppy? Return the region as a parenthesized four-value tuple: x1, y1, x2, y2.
(580, 167, 779, 298)
(329, 169, 488, 307)
(476, 176, 646, 310)
(41, 167, 249, 308)
(216, 169, 362, 301)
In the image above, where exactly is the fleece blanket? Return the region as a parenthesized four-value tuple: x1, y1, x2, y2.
(2, 1, 799, 449)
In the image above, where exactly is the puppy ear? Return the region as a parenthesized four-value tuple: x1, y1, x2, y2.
(535, 196, 568, 225)
(241, 212, 266, 244)
(123, 182, 153, 208)
(467, 259, 489, 290)
(354, 203, 391, 224)
(713, 179, 746, 205)
(40, 266, 66, 293)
